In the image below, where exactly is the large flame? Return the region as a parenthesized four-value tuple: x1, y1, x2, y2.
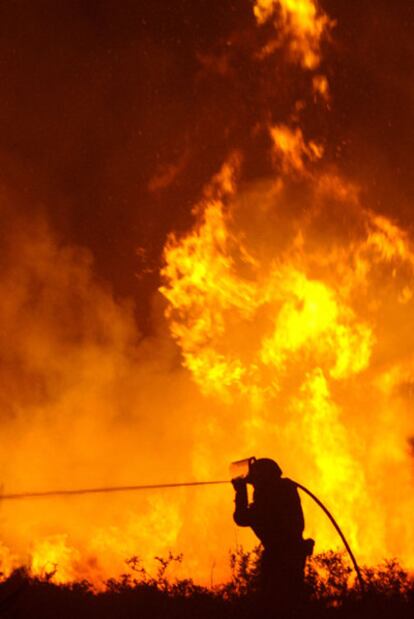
(161, 156, 414, 570)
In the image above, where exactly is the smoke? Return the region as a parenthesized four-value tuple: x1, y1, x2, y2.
(0, 205, 235, 584)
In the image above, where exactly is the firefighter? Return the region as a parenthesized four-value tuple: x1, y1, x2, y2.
(232, 458, 313, 612)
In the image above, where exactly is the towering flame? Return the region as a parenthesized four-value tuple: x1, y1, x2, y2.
(160, 0, 414, 570)
(161, 158, 414, 570)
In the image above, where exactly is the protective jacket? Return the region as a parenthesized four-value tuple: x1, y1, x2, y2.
(233, 477, 304, 553)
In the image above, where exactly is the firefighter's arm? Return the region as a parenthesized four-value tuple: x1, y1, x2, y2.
(232, 478, 252, 526)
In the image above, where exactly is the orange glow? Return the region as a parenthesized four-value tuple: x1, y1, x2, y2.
(270, 125, 324, 174)
(312, 74, 330, 102)
(31, 535, 81, 583)
(254, 0, 333, 68)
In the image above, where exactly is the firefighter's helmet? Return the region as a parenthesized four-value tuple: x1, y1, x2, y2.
(247, 458, 282, 485)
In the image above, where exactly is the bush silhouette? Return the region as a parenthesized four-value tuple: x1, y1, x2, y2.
(0, 549, 413, 618)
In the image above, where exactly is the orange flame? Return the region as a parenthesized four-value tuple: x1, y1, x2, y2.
(161, 161, 414, 571)
(270, 125, 324, 174)
(253, 0, 333, 69)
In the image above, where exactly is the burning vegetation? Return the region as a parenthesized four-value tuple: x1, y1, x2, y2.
(0, 0, 413, 603)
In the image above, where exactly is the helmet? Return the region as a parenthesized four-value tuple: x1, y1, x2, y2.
(247, 458, 282, 485)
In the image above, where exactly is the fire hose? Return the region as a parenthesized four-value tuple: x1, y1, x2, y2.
(0, 480, 228, 500)
(293, 481, 365, 591)
(0, 478, 365, 590)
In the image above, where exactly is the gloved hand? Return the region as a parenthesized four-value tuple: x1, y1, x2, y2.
(231, 477, 247, 491)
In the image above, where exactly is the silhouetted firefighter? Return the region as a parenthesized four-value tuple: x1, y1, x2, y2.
(232, 457, 314, 613)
